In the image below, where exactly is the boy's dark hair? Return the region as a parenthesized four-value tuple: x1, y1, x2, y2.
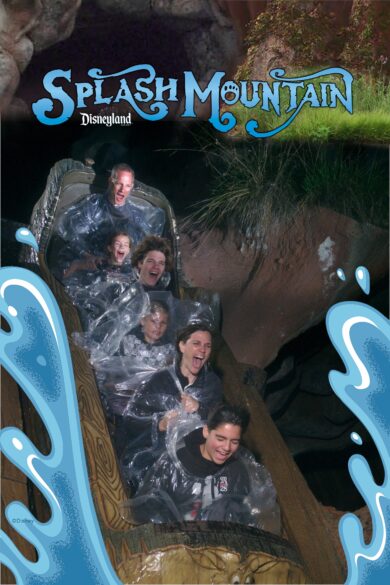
(106, 231, 132, 248)
(175, 322, 214, 362)
(131, 236, 173, 272)
(207, 404, 250, 434)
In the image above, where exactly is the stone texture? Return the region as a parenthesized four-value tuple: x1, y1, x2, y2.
(180, 207, 388, 368)
(322, 504, 372, 570)
(0, 0, 81, 112)
(1, 0, 241, 116)
(29, 0, 82, 52)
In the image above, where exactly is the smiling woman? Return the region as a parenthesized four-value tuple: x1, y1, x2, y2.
(115, 322, 222, 490)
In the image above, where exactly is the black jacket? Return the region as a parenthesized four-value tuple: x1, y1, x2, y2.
(120, 363, 222, 447)
(135, 427, 252, 523)
(117, 363, 222, 483)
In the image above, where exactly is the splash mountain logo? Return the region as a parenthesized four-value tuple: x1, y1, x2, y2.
(32, 64, 353, 138)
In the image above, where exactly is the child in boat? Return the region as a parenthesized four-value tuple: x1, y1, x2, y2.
(120, 300, 175, 368)
(63, 231, 133, 279)
(126, 404, 280, 533)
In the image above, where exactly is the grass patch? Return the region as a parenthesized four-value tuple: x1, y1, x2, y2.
(184, 138, 388, 251)
(226, 73, 390, 143)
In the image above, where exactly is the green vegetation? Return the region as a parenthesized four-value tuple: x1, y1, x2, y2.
(226, 73, 390, 143)
(185, 138, 388, 250)
(232, 0, 390, 143)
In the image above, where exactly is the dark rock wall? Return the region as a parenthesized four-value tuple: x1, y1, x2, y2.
(180, 207, 389, 367)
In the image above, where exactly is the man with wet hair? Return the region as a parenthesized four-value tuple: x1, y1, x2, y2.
(132, 404, 268, 525)
(131, 235, 173, 291)
(54, 163, 165, 277)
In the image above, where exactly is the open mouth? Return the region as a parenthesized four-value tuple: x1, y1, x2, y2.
(114, 251, 126, 264)
(215, 451, 229, 462)
(192, 356, 204, 369)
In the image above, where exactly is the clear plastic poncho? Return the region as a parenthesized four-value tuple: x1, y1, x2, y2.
(83, 290, 216, 403)
(53, 191, 165, 275)
(69, 277, 149, 361)
(120, 416, 281, 535)
(114, 362, 223, 491)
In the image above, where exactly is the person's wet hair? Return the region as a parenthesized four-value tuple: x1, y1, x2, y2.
(206, 404, 250, 434)
(106, 231, 132, 248)
(110, 163, 134, 181)
(131, 236, 173, 272)
(175, 322, 214, 362)
(149, 300, 169, 317)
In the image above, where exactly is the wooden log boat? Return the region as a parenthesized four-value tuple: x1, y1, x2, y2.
(2, 159, 346, 584)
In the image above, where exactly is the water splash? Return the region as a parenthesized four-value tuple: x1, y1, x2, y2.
(351, 432, 363, 446)
(327, 266, 390, 585)
(0, 231, 121, 585)
(15, 227, 39, 251)
(355, 266, 370, 295)
(337, 268, 346, 281)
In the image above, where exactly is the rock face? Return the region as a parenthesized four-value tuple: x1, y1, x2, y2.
(1, 0, 240, 117)
(322, 504, 372, 568)
(180, 207, 388, 368)
(0, 0, 81, 113)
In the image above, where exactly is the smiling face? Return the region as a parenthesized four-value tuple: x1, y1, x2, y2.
(179, 330, 212, 380)
(107, 235, 131, 265)
(138, 250, 166, 287)
(141, 309, 169, 344)
(108, 170, 134, 206)
(201, 423, 241, 465)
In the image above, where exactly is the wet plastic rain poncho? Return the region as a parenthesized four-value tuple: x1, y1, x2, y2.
(122, 416, 281, 535)
(68, 275, 149, 361)
(54, 191, 165, 274)
(76, 290, 215, 401)
(115, 362, 223, 489)
(119, 327, 175, 368)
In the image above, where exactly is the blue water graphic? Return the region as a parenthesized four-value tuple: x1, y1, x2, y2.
(337, 268, 347, 281)
(351, 432, 363, 446)
(327, 266, 390, 585)
(0, 231, 121, 585)
(355, 266, 370, 295)
(15, 227, 39, 251)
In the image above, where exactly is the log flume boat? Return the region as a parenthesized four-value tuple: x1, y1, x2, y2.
(2, 159, 346, 584)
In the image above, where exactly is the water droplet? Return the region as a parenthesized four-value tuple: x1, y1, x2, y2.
(37, 355, 47, 367)
(355, 266, 370, 295)
(337, 268, 346, 281)
(12, 438, 23, 451)
(8, 306, 17, 317)
(15, 227, 39, 251)
(351, 431, 363, 445)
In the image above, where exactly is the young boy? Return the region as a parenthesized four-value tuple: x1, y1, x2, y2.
(63, 231, 133, 279)
(129, 404, 279, 532)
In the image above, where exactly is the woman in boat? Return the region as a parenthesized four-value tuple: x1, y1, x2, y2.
(117, 323, 223, 490)
(127, 404, 280, 533)
(131, 235, 173, 291)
